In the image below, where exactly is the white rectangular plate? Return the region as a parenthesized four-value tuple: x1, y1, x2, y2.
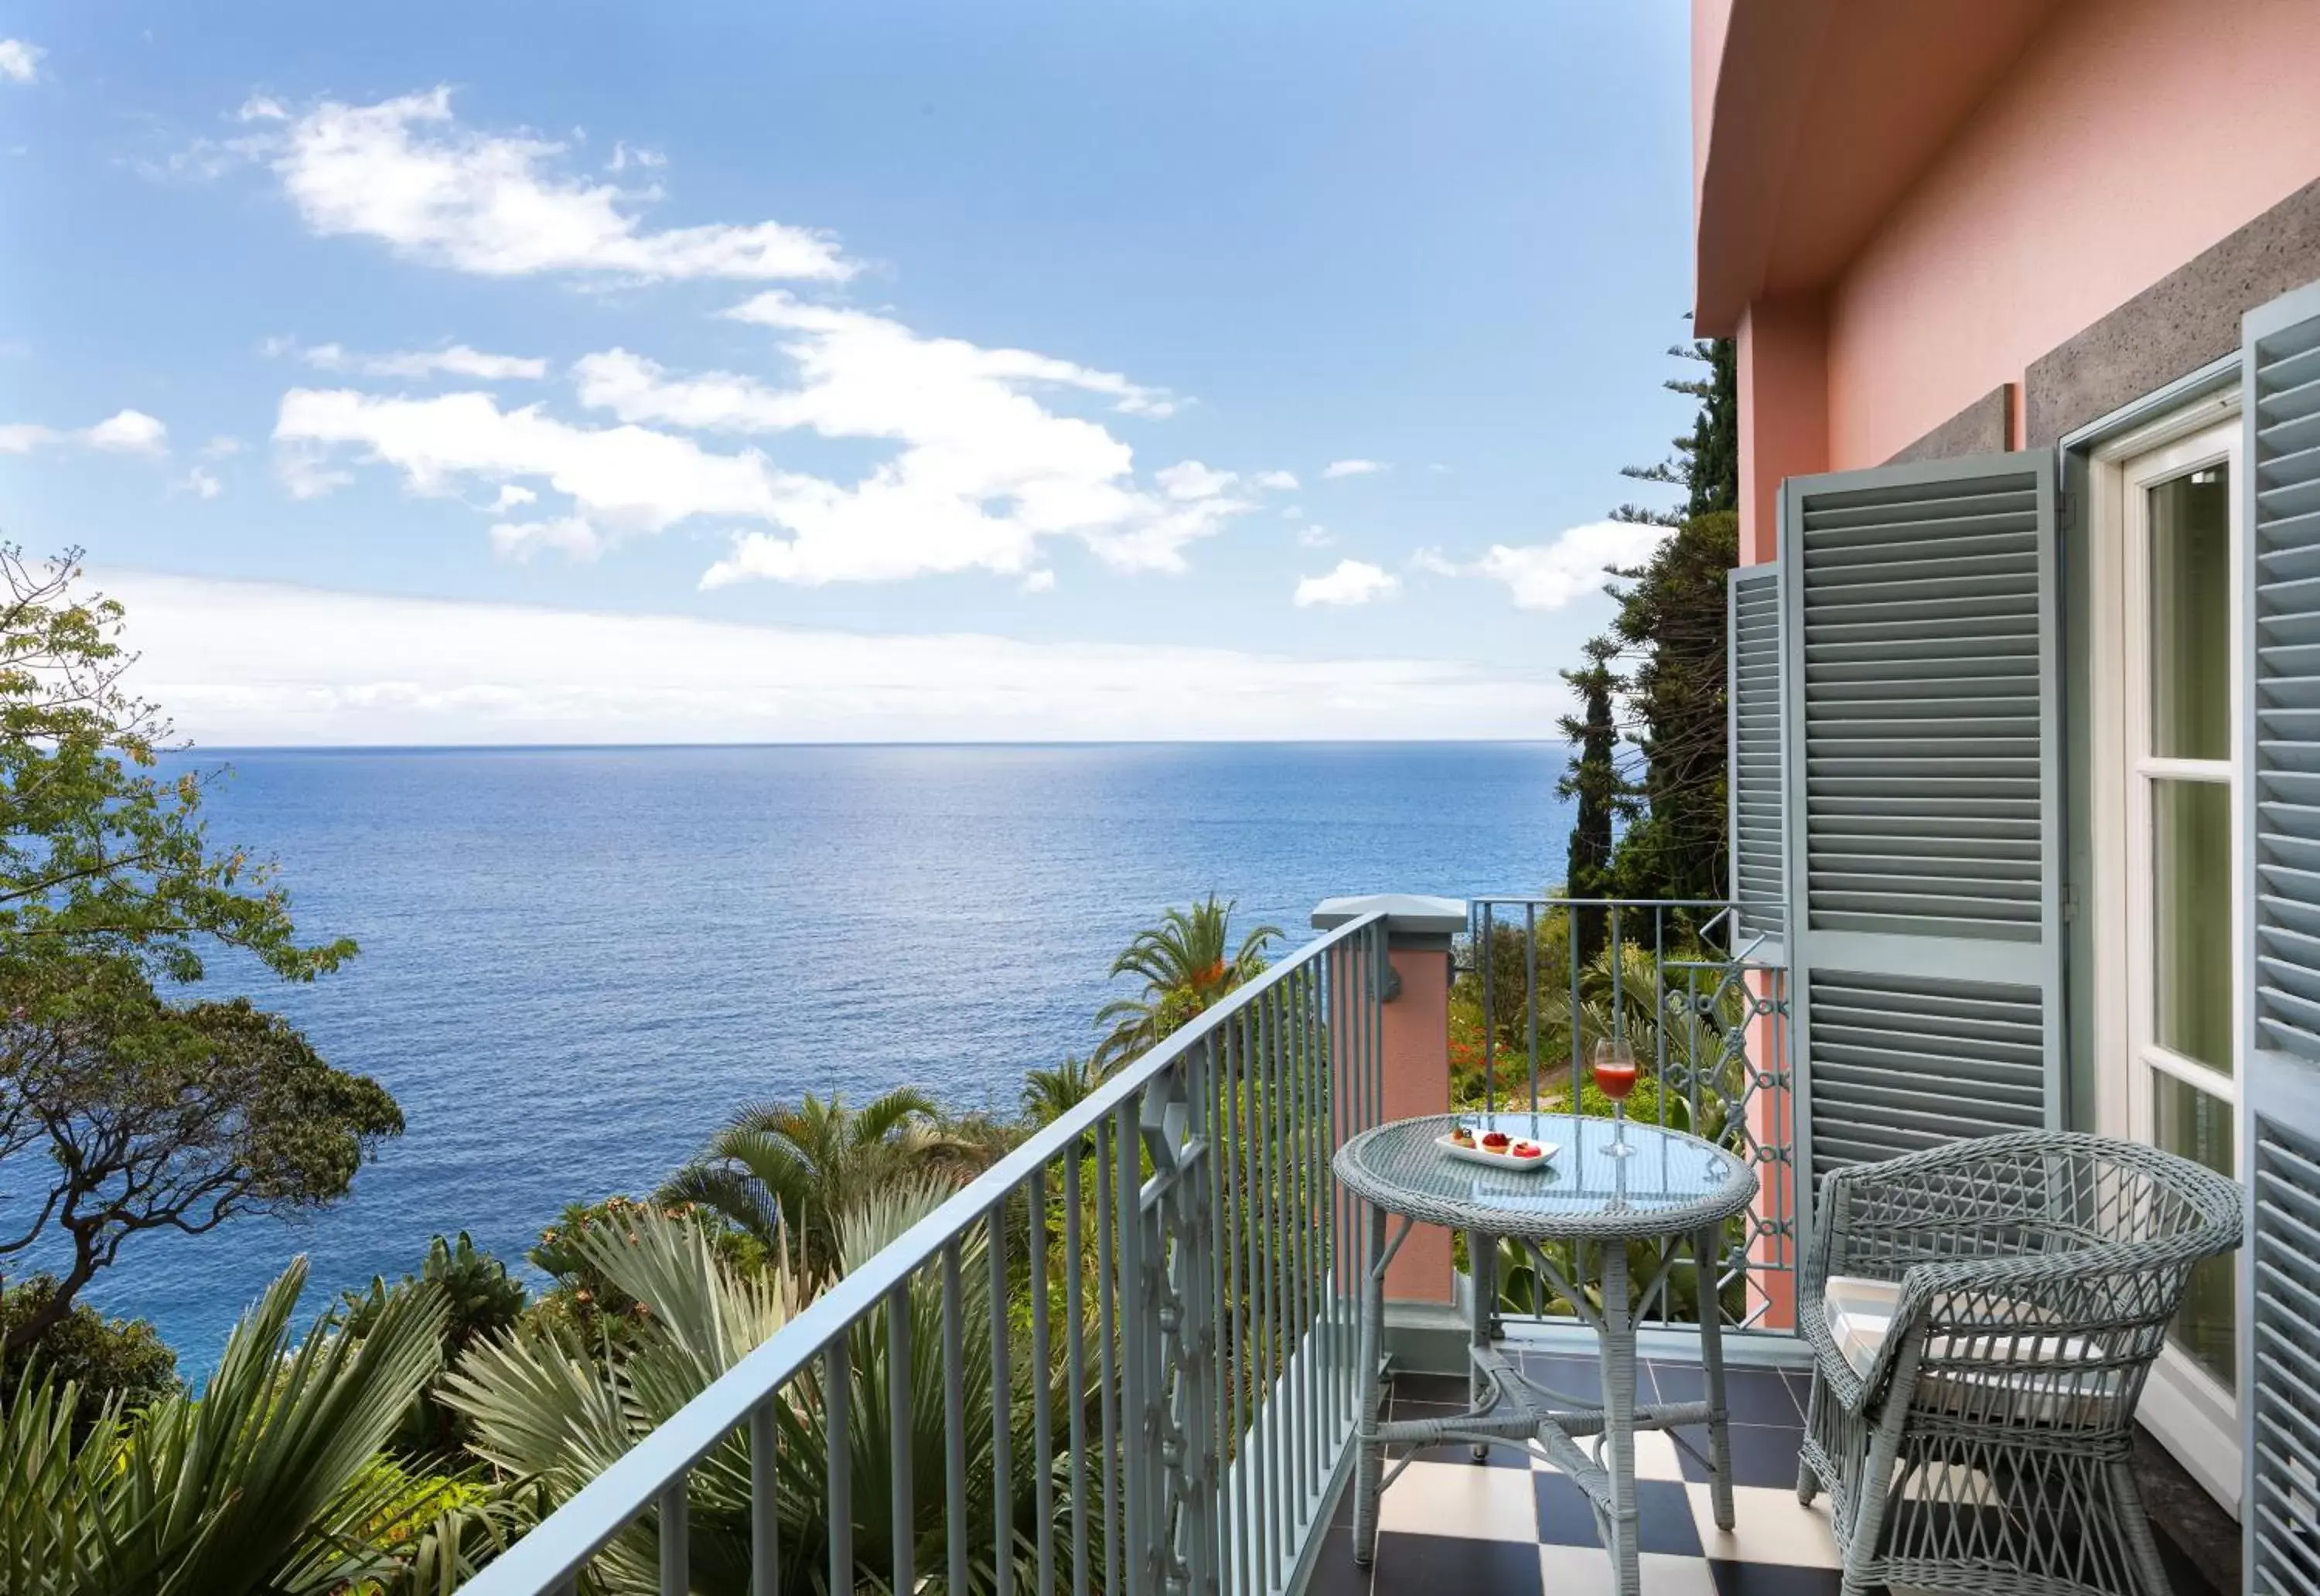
(1435, 1133, 1557, 1172)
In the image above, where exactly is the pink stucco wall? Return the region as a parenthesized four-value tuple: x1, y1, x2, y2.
(1824, 0, 2320, 469)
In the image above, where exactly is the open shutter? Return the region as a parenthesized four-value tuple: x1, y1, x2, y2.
(2242, 278, 2320, 1596)
(1728, 561, 1785, 957)
(1783, 452, 2062, 1196)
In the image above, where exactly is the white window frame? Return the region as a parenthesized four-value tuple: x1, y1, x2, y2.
(2086, 395, 2246, 1509)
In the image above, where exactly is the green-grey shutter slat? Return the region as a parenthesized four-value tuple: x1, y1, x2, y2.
(1728, 562, 1785, 956)
(2242, 278, 2320, 1596)
(1781, 453, 2062, 1203)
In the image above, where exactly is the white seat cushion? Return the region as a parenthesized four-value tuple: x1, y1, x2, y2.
(1820, 1274, 2120, 1425)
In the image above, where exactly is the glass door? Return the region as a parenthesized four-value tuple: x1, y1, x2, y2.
(2119, 418, 2242, 1502)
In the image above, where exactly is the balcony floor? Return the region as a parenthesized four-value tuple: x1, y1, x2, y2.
(1305, 1352, 2213, 1596)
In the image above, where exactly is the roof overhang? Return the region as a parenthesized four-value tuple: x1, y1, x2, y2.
(1692, 0, 2064, 336)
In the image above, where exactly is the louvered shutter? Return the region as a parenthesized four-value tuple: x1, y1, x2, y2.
(1781, 452, 2062, 1202)
(2242, 278, 2320, 1596)
(1728, 561, 1785, 957)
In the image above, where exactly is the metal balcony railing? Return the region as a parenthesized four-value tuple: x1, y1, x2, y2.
(455, 910, 1393, 1596)
(1459, 897, 1794, 1334)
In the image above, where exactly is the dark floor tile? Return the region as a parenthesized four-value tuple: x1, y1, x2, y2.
(1386, 1437, 1530, 1468)
(1304, 1520, 1376, 1596)
(1534, 1472, 1703, 1556)
(1782, 1369, 1818, 1421)
(1517, 1352, 1604, 1402)
(1647, 1360, 1804, 1424)
(1709, 1560, 1843, 1596)
(1385, 1372, 1470, 1407)
(1367, 1530, 1543, 1596)
(1672, 1423, 1807, 1489)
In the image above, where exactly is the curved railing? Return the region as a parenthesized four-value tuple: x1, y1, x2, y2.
(455, 911, 1393, 1596)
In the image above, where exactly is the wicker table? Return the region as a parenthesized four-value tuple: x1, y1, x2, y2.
(1333, 1112, 1759, 1596)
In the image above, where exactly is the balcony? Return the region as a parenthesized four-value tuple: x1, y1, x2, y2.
(442, 896, 2207, 1596)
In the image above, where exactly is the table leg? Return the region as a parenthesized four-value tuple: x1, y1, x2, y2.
(1599, 1241, 1640, 1596)
(1352, 1202, 1387, 1567)
(1696, 1223, 1735, 1531)
(1466, 1228, 1493, 1460)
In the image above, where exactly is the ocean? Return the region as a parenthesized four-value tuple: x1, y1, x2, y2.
(70, 742, 1571, 1363)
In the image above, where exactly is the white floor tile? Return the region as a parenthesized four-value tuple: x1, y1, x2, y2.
(1527, 1427, 1684, 1482)
(1538, 1546, 1720, 1595)
(1374, 1458, 1540, 1543)
(1686, 1482, 1843, 1568)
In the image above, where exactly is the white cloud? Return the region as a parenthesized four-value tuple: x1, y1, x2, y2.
(1, 408, 168, 456)
(1322, 459, 1385, 479)
(275, 387, 793, 532)
(0, 39, 42, 84)
(490, 516, 600, 561)
(203, 435, 245, 458)
(607, 141, 665, 172)
(1021, 569, 1056, 594)
(1253, 469, 1299, 491)
(1293, 559, 1400, 608)
(1296, 523, 1334, 548)
(1154, 460, 1237, 501)
(183, 466, 223, 500)
(270, 88, 853, 282)
(531, 297, 1229, 585)
(489, 484, 538, 512)
(276, 339, 548, 380)
(100, 570, 1561, 745)
(1421, 520, 1672, 611)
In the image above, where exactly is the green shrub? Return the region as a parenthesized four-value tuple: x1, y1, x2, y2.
(0, 1276, 178, 1424)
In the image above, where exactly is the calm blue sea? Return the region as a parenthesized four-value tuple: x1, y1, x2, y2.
(76, 742, 1571, 1364)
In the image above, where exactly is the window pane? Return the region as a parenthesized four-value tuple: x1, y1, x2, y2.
(2149, 464, 2231, 760)
(2152, 777, 2233, 1074)
(2151, 1069, 2236, 1389)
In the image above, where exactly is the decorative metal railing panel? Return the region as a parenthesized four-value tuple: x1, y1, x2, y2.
(1460, 897, 1795, 1333)
(454, 912, 1390, 1596)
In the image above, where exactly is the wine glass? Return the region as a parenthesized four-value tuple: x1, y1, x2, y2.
(1592, 1038, 1638, 1158)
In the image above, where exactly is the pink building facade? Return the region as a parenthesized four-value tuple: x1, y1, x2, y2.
(1696, 0, 2320, 1564)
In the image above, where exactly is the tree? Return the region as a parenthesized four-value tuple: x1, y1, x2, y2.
(1093, 895, 1281, 1066)
(0, 547, 352, 984)
(1556, 639, 1622, 966)
(0, 953, 403, 1353)
(0, 1275, 176, 1425)
(1561, 333, 1742, 911)
(657, 1089, 979, 1283)
(1605, 511, 1739, 905)
(1020, 1054, 1110, 1127)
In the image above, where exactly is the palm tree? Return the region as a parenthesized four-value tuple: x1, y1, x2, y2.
(0, 1257, 512, 1594)
(1093, 895, 1281, 1066)
(442, 1192, 1081, 1596)
(658, 1089, 981, 1283)
(1019, 1053, 1110, 1127)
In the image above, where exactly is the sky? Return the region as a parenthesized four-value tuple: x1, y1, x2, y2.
(0, 2, 1698, 745)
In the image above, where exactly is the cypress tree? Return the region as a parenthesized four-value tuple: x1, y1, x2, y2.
(1557, 637, 1622, 967)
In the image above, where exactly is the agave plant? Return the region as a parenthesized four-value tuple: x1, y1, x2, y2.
(1093, 895, 1281, 1067)
(0, 1256, 493, 1596)
(445, 1185, 1094, 1595)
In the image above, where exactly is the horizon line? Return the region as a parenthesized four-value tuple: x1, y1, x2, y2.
(175, 735, 1578, 755)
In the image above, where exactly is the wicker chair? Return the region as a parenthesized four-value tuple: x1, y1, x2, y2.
(1795, 1131, 2243, 1596)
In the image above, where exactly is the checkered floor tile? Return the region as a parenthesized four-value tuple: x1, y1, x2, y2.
(1307, 1356, 2213, 1595)
(1306, 1359, 1841, 1595)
